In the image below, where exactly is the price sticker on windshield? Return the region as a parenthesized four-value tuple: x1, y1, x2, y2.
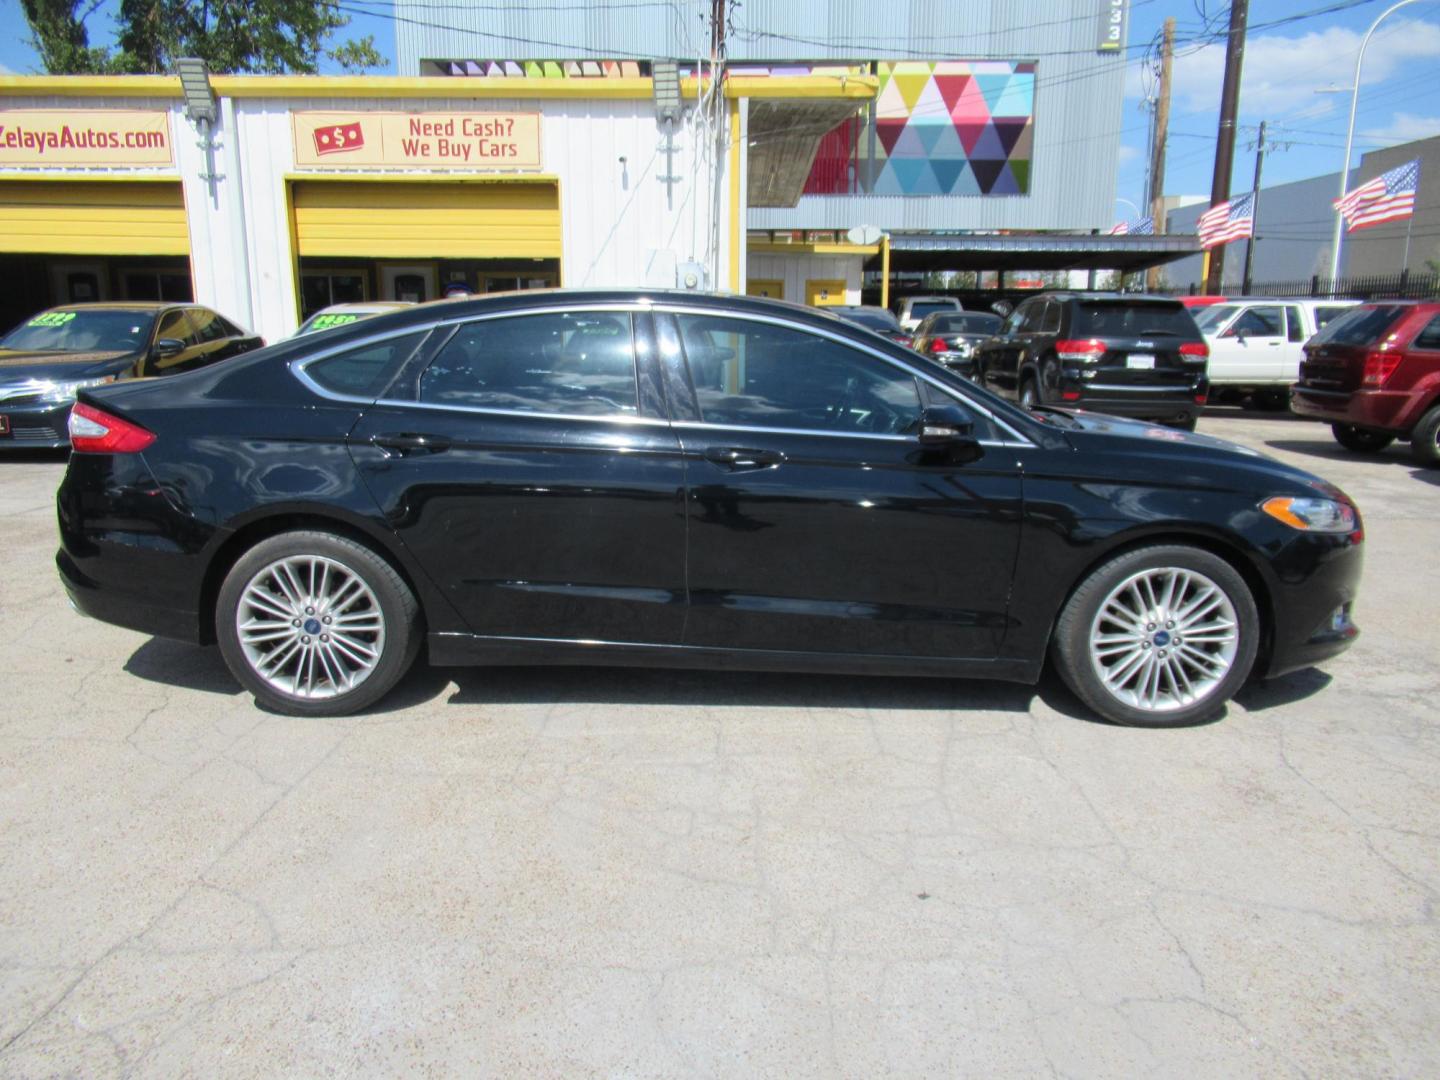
(28, 312, 76, 328)
(310, 314, 360, 330)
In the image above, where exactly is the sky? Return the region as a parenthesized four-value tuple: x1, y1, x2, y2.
(2, 0, 1437, 220)
(1115, 0, 1440, 215)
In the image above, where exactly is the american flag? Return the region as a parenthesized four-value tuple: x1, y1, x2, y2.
(1108, 216, 1155, 235)
(1197, 193, 1254, 249)
(1333, 159, 1421, 231)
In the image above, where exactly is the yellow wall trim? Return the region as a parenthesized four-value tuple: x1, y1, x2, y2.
(0, 179, 188, 256)
(0, 73, 876, 104)
(748, 241, 880, 256)
(728, 100, 741, 293)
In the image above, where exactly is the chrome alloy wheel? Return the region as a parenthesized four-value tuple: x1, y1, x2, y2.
(1087, 566, 1239, 714)
(235, 555, 386, 700)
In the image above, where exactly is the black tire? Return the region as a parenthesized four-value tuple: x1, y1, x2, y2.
(1252, 389, 1289, 412)
(1018, 374, 1040, 409)
(1051, 544, 1261, 728)
(1331, 422, 1394, 454)
(1408, 403, 1440, 467)
(216, 530, 421, 717)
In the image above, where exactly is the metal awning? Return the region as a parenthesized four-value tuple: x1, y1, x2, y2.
(877, 232, 1201, 273)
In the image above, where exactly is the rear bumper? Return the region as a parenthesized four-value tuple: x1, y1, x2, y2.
(0, 400, 71, 449)
(58, 547, 203, 642)
(1291, 386, 1419, 435)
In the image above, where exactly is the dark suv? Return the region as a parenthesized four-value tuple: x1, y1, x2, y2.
(973, 293, 1209, 428)
(1291, 300, 1440, 466)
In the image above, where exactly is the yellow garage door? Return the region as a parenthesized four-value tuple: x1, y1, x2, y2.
(0, 180, 189, 256)
(292, 181, 560, 259)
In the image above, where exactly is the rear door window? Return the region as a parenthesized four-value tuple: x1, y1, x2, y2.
(1312, 306, 1409, 347)
(1072, 302, 1197, 337)
(1285, 306, 1306, 342)
(1314, 306, 1351, 330)
(420, 311, 638, 416)
(1226, 306, 1283, 338)
(1413, 314, 1440, 351)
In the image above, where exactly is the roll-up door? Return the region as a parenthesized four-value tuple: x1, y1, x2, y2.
(0, 180, 189, 256)
(291, 181, 560, 260)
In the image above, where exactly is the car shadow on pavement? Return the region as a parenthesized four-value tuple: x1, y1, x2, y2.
(1235, 666, 1333, 712)
(1262, 439, 1440, 486)
(0, 448, 70, 463)
(124, 638, 245, 696)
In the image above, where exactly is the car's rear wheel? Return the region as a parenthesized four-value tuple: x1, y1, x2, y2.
(1331, 422, 1394, 454)
(1019, 374, 1040, 409)
(1052, 545, 1260, 728)
(216, 531, 421, 717)
(1408, 403, 1440, 467)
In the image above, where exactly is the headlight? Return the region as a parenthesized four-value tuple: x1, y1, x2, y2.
(1260, 496, 1357, 533)
(37, 375, 116, 404)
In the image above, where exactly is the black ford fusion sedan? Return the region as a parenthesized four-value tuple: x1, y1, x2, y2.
(56, 290, 1363, 727)
(0, 303, 262, 448)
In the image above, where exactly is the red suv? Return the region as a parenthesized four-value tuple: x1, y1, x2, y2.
(1292, 301, 1440, 466)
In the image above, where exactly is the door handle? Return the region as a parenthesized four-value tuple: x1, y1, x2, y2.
(703, 446, 785, 470)
(371, 432, 452, 456)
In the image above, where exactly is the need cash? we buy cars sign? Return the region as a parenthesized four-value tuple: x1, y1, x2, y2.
(292, 111, 542, 170)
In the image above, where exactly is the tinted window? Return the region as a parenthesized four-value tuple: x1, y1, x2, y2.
(677, 314, 923, 435)
(420, 312, 637, 416)
(1193, 305, 1239, 333)
(305, 331, 428, 398)
(909, 301, 959, 319)
(1312, 305, 1409, 347)
(155, 309, 196, 345)
(931, 312, 1002, 334)
(1227, 307, 1283, 337)
(1040, 301, 1062, 334)
(190, 308, 233, 343)
(1285, 306, 1306, 343)
(1072, 302, 1198, 337)
(1314, 306, 1351, 330)
(1017, 302, 1047, 333)
(1413, 314, 1440, 350)
(1, 309, 156, 353)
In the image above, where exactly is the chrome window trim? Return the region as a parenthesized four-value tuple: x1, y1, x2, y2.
(360, 396, 673, 429)
(653, 303, 1034, 446)
(670, 418, 1021, 449)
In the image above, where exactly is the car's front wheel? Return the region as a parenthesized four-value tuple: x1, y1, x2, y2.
(1331, 422, 1394, 454)
(216, 530, 421, 716)
(1052, 545, 1260, 727)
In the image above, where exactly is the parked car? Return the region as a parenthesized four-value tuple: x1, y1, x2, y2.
(0, 303, 262, 449)
(972, 292, 1209, 429)
(1291, 300, 1440, 466)
(294, 301, 415, 337)
(1193, 298, 1360, 407)
(56, 290, 1363, 728)
(894, 295, 963, 332)
(910, 310, 1005, 376)
(1179, 295, 1231, 309)
(827, 305, 912, 345)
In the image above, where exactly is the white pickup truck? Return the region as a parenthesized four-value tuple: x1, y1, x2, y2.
(1194, 298, 1359, 404)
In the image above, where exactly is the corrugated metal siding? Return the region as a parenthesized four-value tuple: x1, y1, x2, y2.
(0, 179, 188, 255)
(747, 252, 864, 305)
(395, 0, 1127, 233)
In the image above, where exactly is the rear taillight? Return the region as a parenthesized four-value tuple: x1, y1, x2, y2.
(927, 337, 948, 354)
(1361, 350, 1401, 388)
(1056, 339, 1105, 361)
(68, 402, 156, 454)
(1180, 342, 1209, 359)
(1060, 390, 1082, 401)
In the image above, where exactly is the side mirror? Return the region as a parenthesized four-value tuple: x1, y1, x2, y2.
(152, 337, 186, 360)
(917, 404, 984, 463)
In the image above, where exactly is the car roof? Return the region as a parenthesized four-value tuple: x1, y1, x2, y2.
(49, 302, 184, 313)
(901, 296, 960, 304)
(311, 302, 415, 315)
(1022, 292, 1183, 303)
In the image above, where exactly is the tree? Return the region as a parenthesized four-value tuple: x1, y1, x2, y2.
(23, 0, 383, 75)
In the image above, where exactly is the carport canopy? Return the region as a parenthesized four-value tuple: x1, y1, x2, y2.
(874, 232, 1201, 274)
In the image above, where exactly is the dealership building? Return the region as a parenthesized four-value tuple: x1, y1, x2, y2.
(0, 0, 1188, 341)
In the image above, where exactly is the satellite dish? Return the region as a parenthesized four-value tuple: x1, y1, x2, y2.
(846, 224, 883, 246)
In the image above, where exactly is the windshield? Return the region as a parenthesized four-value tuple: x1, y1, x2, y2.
(837, 310, 901, 332)
(909, 301, 959, 319)
(932, 312, 1002, 335)
(1072, 302, 1199, 338)
(1, 310, 156, 353)
(1311, 305, 1409, 347)
(1193, 305, 1239, 334)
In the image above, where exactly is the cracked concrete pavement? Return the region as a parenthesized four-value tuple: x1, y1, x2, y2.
(1, 409, 1437, 1077)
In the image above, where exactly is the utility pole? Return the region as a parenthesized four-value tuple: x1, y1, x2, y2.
(1202, 0, 1249, 294)
(1241, 120, 1267, 294)
(1147, 16, 1175, 291)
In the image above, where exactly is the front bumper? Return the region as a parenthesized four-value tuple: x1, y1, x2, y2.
(0, 399, 71, 449)
(1262, 525, 1364, 678)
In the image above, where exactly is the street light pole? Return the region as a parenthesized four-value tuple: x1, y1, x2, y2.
(1329, 0, 1430, 282)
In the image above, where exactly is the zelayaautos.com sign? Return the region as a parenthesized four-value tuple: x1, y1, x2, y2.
(0, 109, 174, 166)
